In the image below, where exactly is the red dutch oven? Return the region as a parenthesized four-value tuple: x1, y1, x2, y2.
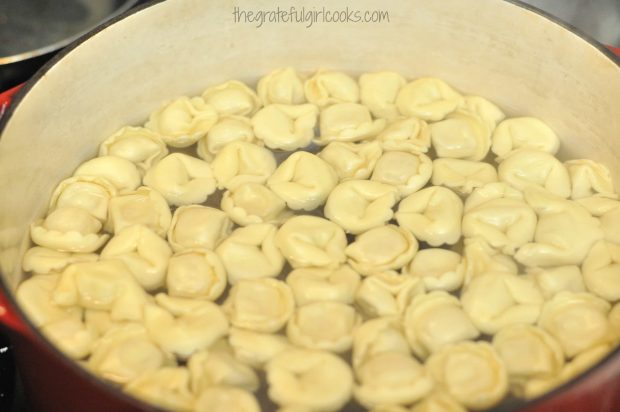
(0, 0, 620, 411)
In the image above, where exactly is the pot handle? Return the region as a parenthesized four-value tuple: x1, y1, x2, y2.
(0, 84, 22, 118)
(0, 292, 30, 337)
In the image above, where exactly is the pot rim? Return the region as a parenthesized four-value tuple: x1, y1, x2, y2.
(0, 0, 619, 411)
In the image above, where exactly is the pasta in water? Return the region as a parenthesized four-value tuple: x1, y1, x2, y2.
(351, 316, 410, 372)
(201, 80, 261, 117)
(252, 104, 319, 150)
(286, 265, 360, 306)
(196, 116, 255, 161)
(564, 159, 617, 199)
(106, 186, 172, 237)
(257, 67, 306, 105)
(49, 176, 117, 222)
(528, 265, 586, 299)
(376, 116, 431, 153)
(221, 182, 289, 226)
(168, 205, 232, 252)
(431, 158, 498, 195)
(395, 77, 462, 121)
(188, 349, 259, 393)
(211, 140, 276, 190)
(98, 126, 168, 172)
(304, 69, 359, 107)
(355, 270, 425, 318)
(22, 246, 98, 276)
(370, 150, 433, 197)
(491, 117, 560, 160)
(430, 111, 491, 161)
(582, 240, 620, 302)
(74, 155, 141, 193)
(319, 141, 383, 181)
(359, 71, 406, 120)
(317, 103, 386, 145)
(406, 248, 464, 292)
(194, 386, 260, 412)
(228, 327, 290, 368)
(124, 367, 194, 412)
(166, 248, 227, 301)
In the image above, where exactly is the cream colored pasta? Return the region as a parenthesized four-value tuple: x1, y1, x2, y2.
(528, 265, 585, 299)
(404, 291, 480, 359)
(426, 342, 508, 410)
(396, 77, 462, 121)
(223, 278, 294, 333)
(100, 225, 171, 291)
(221, 183, 289, 226)
(376, 117, 431, 153)
(30, 207, 109, 253)
(317, 102, 386, 144)
(318, 140, 383, 181)
(168, 205, 232, 252)
(410, 391, 467, 412)
(16, 274, 80, 327)
(266, 348, 353, 411)
(202, 80, 261, 116)
(196, 116, 255, 161)
(188, 349, 259, 393)
(575, 197, 620, 245)
(406, 249, 464, 292)
(491, 117, 560, 160)
(371, 150, 433, 197)
(286, 265, 361, 306)
(359, 71, 406, 120)
(22, 246, 98, 275)
(304, 69, 359, 107)
(582, 240, 620, 301)
(395, 186, 463, 246)
(74, 155, 141, 193)
(565, 159, 617, 199)
(497, 149, 571, 198)
(49, 176, 117, 222)
(42, 315, 96, 359)
(461, 272, 544, 334)
(84, 309, 125, 338)
(463, 182, 524, 212)
(431, 158, 498, 195)
(351, 317, 409, 371)
(346, 225, 418, 276)
(460, 95, 505, 133)
(194, 386, 261, 412)
(257, 67, 306, 105)
(324, 180, 398, 234)
(462, 237, 518, 285)
(144, 294, 229, 358)
(371, 406, 410, 412)
(276, 215, 347, 269)
(610, 303, 620, 339)
(252, 103, 318, 150)
(106, 186, 172, 237)
(537, 291, 612, 358)
(355, 271, 425, 318)
(267, 151, 337, 210)
(145, 96, 218, 147)
(124, 367, 194, 412)
(430, 111, 491, 161)
(166, 248, 227, 300)
(215, 223, 284, 283)
(99, 126, 168, 172)
(210, 140, 276, 190)
(228, 327, 290, 368)
(354, 351, 434, 408)
(287, 301, 360, 353)
(143, 153, 216, 206)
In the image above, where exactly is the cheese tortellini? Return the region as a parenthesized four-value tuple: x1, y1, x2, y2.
(98, 126, 168, 172)
(565, 159, 617, 199)
(202, 80, 261, 116)
(196, 116, 255, 161)
(359, 71, 406, 120)
(221, 182, 289, 226)
(371, 150, 433, 197)
(406, 248, 464, 292)
(304, 69, 359, 107)
(376, 116, 431, 153)
(257, 67, 306, 105)
(319, 141, 383, 181)
(106, 186, 172, 237)
(74, 155, 141, 193)
(396, 77, 462, 121)
(166, 248, 227, 300)
(432, 158, 498, 195)
(49, 175, 117, 222)
(355, 271, 424, 318)
(582, 240, 620, 301)
(317, 103, 386, 144)
(168, 205, 232, 252)
(491, 117, 560, 160)
(286, 265, 361, 306)
(211, 141, 276, 190)
(252, 104, 318, 150)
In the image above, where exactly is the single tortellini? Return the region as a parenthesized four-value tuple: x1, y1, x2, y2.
(492, 324, 564, 385)
(166, 248, 227, 300)
(316, 103, 386, 144)
(395, 186, 463, 246)
(462, 237, 518, 285)
(202, 80, 261, 116)
(53, 259, 148, 321)
(196, 116, 255, 161)
(223, 278, 295, 333)
(376, 117, 431, 153)
(145, 96, 218, 147)
(462, 197, 537, 255)
(16, 274, 80, 327)
(459, 95, 505, 133)
(318, 141, 383, 181)
(228, 327, 290, 368)
(354, 351, 434, 409)
(537, 291, 612, 358)
(426, 342, 508, 410)
(252, 104, 318, 150)
(404, 291, 480, 359)
(194, 386, 261, 412)
(88, 323, 174, 384)
(396, 77, 462, 121)
(85, 309, 126, 338)
(168, 205, 232, 252)
(74, 155, 141, 193)
(463, 182, 524, 212)
(144, 294, 229, 358)
(98, 126, 168, 172)
(355, 271, 425, 318)
(565, 159, 617, 199)
(430, 111, 491, 161)
(498, 149, 571, 198)
(30, 207, 109, 253)
(267, 151, 337, 211)
(286, 265, 361, 306)
(371, 150, 433, 197)
(346, 225, 419, 276)
(42, 314, 96, 359)
(577, 197, 620, 245)
(266, 348, 354, 412)
(351, 316, 410, 372)
(431, 158, 498, 195)
(406, 249, 464, 292)
(410, 391, 467, 412)
(216, 223, 284, 283)
(324, 180, 398, 234)
(528, 265, 585, 299)
(257, 67, 306, 105)
(100, 225, 172, 291)
(49, 176, 117, 222)
(124, 367, 194, 412)
(275, 215, 347, 269)
(221, 183, 289, 226)
(359, 71, 406, 120)
(304, 69, 359, 106)
(106, 186, 171, 237)
(287, 301, 360, 353)
(189, 349, 260, 393)
(491, 117, 560, 160)
(143, 153, 217, 206)
(22, 246, 98, 275)
(582, 240, 620, 301)
(460, 272, 544, 334)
